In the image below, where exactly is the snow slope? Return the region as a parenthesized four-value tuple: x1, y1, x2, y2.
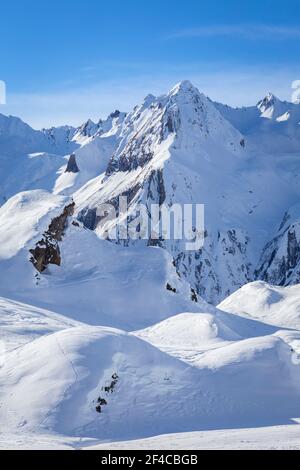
(219, 281, 300, 330)
(85, 424, 300, 450)
(134, 309, 276, 360)
(0, 296, 82, 352)
(1, 317, 300, 444)
(2, 423, 300, 450)
(0, 189, 199, 329)
(0, 190, 69, 260)
(53, 112, 125, 196)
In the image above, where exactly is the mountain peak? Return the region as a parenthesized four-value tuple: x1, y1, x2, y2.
(168, 80, 198, 97)
(257, 92, 280, 113)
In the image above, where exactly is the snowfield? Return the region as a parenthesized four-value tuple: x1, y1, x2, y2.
(1, 80, 300, 449)
(0, 296, 82, 352)
(2, 309, 300, 448)
(219, 281, 300, 330)
(84, 425, 300, 450)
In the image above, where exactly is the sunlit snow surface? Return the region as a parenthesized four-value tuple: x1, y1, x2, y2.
(1, 82, 300, 449)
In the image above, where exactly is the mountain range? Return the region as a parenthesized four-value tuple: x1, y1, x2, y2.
(1, 80, 300, 449)
(1, 80, 300, 304)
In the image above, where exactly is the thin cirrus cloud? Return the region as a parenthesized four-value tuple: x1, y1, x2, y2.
(167, 24, 300, 40)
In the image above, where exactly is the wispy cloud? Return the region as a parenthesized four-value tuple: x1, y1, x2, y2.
(168, 24, 300, 40)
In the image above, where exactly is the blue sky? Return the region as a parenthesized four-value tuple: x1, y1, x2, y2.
(1, 0, 300, 128)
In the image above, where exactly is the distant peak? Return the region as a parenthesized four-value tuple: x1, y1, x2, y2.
(257, 92, 280, 111)
(78, 118, 96, 129)
(109, 110, 120, 119)
(143, 94, 156, 106)
(86, 118, 96, 125)
(76, 118, 98, 137)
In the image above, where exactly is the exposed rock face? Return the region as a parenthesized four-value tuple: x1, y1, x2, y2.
(110, 110, 121, 119)
(146, 169, 166, 207)
(77, 207, 97, 231)
(173, 228, 252, 305)
(30, 202, 75, 272)
(255, 209, 300, 286)
(65, 154, 80, 173)
(78, 182, 141, 233)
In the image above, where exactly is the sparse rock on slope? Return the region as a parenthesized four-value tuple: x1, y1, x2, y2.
(215, 91, 300, 153)
(0, 110, 126, 204)
(30, 202, 75, 272)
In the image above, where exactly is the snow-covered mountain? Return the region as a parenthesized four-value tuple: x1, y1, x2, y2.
(215, 91, 300, 153)
(2, 80, 300, 449)
(71, 81, 300, 304)
(0, 110, 126, 203)
(2, 82, 300, 303)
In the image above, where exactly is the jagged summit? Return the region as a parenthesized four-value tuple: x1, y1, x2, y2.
(75, 118, 98, 138)
(257, 92, 281, 113)
(109, 109, 121, 119)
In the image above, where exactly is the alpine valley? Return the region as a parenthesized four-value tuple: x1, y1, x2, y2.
(1, 80, 300, 450)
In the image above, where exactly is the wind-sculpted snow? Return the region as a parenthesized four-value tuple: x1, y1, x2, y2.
(219, 281, 300, 330)
(0, 190, 70, 260)
(1, 312, 300, 445)
(134, 310, 276, 352)
(0, 296, 83, 352)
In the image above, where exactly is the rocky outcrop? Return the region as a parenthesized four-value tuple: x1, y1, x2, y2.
(94, 373, 119, 414)
(29, 202, 75, 272)
(110, 110, 121, 119)
(65, 154, 80, 173)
